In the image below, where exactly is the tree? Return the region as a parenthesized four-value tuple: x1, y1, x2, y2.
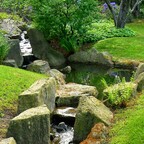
(28, 0, 99, 52)
(104, 0, 143, 28)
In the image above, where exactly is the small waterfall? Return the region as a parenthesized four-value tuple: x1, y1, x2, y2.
(19, 31, 32, 56)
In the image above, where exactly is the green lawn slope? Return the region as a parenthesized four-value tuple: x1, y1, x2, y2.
(0, 65, 46, 116)
(94, 20, 144, 61)
(110, 93, 144, 144)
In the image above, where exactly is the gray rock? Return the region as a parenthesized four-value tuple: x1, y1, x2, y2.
(114, 59, 139, 69)
(0, 137, 16, 144)
(18, 77, 56, 113)
(74, 96, 113, 143)
(135, 72, 144, 92)
(134, 63, 144, 79)
(2, 59, 18, 67)
(27, 60, 50, 74)
(56, 83, 98, 107)
(49, 69, 66, 86)
(60, 66, 71, 74)
(6, 39, 23, 67)
(0, 19, 22, 39)
(27, 29, 66, 67)
(68, 48, 113, 67)
(7, 105, 50, 144)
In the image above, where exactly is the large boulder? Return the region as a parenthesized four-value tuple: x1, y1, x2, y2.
(73, 96, 113, 143)
(18, 77, 56, 113)
(56, 83, 98, 107)
(68, 48, 113, 67)
(27, 29, 66, 67)
(80, 123, 109, 144)
(6, 39, 23, 67)
(27, 60, 50, 74)
(7, 105, 50, 144)
(134, 63, 144, 79)
(0, 137, 16, 144)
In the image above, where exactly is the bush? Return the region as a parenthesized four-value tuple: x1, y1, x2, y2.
(102, 77, 134, 107)
(0, 33, 9, 64)
(83, 20, 135, 43)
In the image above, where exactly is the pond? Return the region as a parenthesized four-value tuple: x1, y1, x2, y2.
(65, 63, 133, 99)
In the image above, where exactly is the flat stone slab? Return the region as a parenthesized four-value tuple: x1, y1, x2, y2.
(56, 83, 98, 107)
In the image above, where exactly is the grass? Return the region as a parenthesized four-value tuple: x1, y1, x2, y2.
(0, 65, 46, 116)
(93, 20, 144, 61)
(110, 93, 144, 144)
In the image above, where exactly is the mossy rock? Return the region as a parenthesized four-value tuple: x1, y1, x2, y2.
(74, 96, 113, 143)
(7, 105, 50, 144)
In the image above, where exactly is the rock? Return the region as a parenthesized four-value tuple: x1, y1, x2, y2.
(80, 123, 109, 144)
(103, 82, 137, 106)
(0, 19, 22, 39)
(0, 137, 16, 144)
(49, 69, 66, 86)
(134, 63, 144, 79)
(135, 72, 144, 92)
(60, 66, 71, 74)
(27, 60, 50, 74)
(2, 59, 18, 67)
(73, 96, 113, 143)
(7, 105, 50, 144)
(53, 107, 76, 126)
(56, 83, 98, 107)
(18, 77, 56, 113)
(27, 29, 66, 67)
(114, 59, 139, 69)
(6, 39, 23, 67)
(68, 48, 113, 67)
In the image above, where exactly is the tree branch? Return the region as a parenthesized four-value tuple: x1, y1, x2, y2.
(130, 0, 143, 13)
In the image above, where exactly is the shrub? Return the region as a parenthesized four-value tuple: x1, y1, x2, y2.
(102, 77, 134, 107)
(0, 33, 10, 64)
(83, 20, 135, 43)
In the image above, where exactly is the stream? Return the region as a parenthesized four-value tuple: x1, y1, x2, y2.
(19, 31, 133, 144)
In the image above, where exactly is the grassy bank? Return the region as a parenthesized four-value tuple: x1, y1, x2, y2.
(94, 20, 144, 61)
(110, 93, 144, 144)
(0, 65, 46, 116)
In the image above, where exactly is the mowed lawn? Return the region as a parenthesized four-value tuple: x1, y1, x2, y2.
(0, 65, 46, 116)
(94, 20, 144, 61)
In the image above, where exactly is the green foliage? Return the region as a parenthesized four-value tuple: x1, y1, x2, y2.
(0, 33, 10, 64)
(28, 0, 99, 52)
(83, 20, 135, 43)
(0, 12, 22, 21)
(0, 65, 46, 117)
(102, 77, 134, 107)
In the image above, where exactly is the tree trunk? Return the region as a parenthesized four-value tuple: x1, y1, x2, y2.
(116, 0, 131, 28)
(104, 0, 117, 27)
